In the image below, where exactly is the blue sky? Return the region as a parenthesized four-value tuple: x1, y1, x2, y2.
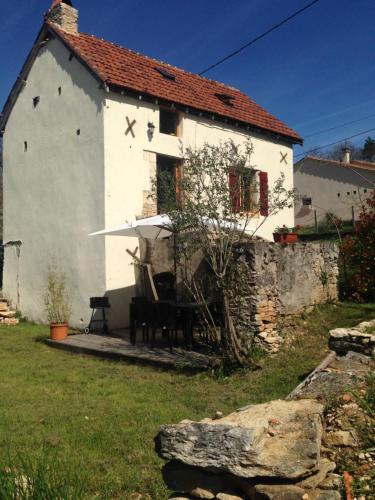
(1, 0, 375, 157)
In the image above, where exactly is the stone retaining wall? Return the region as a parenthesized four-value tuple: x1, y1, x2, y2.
(141, 240, 339, 353)
(238, 241, 339, 352)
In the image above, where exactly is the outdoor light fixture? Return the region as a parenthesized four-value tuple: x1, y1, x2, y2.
(147, 121, 156, 140)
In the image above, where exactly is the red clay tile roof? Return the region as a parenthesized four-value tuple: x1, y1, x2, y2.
(47, 22, 302, 144)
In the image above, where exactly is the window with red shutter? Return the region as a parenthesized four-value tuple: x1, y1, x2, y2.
(259, 171, 269, 216)
(229, 169, 241, 213)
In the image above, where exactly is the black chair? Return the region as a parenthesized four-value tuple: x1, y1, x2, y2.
(129, 297, 152, 345)
(85, 297, 110, 334)
(153, 272, 176, 301)
(151, 300, 177, 352)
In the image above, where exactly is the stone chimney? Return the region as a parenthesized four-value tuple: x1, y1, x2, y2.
(45, 0, 78, 34)
(341, 147, 351, 164)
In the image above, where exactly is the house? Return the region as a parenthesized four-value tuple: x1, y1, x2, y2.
(0, 0, 302, 328)
(294, 149, 375, 227)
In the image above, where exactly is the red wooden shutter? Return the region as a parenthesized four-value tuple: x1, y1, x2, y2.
(229, 168, 240, 213)
(259, 171, 269, 216)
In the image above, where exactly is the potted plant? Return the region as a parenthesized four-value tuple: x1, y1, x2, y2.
(273, 225, 301, 243)
(44, 266, 71, 341)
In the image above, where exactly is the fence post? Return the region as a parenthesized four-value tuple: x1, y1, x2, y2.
(314, 210, 318, 233)
(351, 206, 355, 229)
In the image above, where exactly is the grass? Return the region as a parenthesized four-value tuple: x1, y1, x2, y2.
(0, 302, 374, 498)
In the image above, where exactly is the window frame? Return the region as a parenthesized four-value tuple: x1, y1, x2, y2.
(159, 107, 181, 137)
(156, 154, 183, 214)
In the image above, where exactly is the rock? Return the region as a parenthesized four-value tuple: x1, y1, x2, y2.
(296, 459, 336, 489)
(0, 310, 16, 318)
(329, 328, 349, 339)
(3, 318, 20, 325)
(0, 302, 8, 312)
(155, 399, 323, 480)
(190, 488, 215, 499)
(323, 430, 357, 447)
(308, 489, 341, 500)
(318, 473, 342, 490)
(169, 496, 192, 500)
(254, 484, 305, 499)
(216, 493, 243, 500)
(162, 462, 222, 496)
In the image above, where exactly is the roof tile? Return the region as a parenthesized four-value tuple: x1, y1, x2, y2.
(47, 22, 302, 143)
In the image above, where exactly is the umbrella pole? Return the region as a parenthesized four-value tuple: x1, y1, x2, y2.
(173, 231, 178, 298)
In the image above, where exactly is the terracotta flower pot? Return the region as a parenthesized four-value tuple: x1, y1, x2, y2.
(273, 233, 298, 243)
(50, 323, 69, 341)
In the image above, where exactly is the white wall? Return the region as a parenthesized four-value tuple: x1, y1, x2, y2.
(102, 93, 294, 327)
(3, 38, 106, 327)
(294, 160, 375, 225)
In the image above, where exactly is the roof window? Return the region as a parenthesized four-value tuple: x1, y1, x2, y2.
(155, 67, 176, 81)
(215, 93, 235, 106)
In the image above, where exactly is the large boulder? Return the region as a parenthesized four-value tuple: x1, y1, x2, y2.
(155, 399, 323, 480)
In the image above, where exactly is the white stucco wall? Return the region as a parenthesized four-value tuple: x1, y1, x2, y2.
(3, 37, 106, 327)
(294, 160, 375, 225)
(102, 93, 294, 327)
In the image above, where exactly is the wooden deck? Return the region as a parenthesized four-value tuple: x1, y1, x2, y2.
(46, 332, 219, 370)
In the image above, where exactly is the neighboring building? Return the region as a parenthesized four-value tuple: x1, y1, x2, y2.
(294, 149, 375, 227)
(0, 0, 302, 328)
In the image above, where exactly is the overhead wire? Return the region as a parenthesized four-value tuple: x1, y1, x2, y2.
(295, 126, 375, 159)
(304, 112, 375, 139)
(198, 0, 322, 75)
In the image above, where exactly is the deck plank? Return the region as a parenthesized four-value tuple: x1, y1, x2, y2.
(46, 334, 218, 370)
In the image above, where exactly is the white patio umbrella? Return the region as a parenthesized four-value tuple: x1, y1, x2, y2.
(89, 214, 173, 240)
(89, 214, 267, 240)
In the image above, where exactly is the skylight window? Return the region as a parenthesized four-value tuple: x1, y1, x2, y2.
(155, 67, 176, 81)
(215, 93, 235, 106)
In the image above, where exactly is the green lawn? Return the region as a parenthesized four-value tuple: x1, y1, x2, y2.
(0, 302, 374, 499)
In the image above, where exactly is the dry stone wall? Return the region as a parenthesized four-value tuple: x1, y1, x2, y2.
(141, 240, 339, 353)
(237, 242, 339, 352)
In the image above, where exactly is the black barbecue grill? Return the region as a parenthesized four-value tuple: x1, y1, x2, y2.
(85, 297, 110, 334)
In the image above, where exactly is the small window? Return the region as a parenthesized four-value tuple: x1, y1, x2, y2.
(347, 192, 350, 196)
(215, 93, 235, 106)
(24, 141, 28, 152)
(58, 86, 62, 96)
(33, 96, 40, 108)
(155, 67, 175, 81)
(353, 190, 357, 195)
(337, 193, 341, 197)
(364, 189, 368, 193)
(160, 108, 179, 136)
(302, 197, 312, 206)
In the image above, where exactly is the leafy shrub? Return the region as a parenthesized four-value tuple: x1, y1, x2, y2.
(339, 190, 375, 301)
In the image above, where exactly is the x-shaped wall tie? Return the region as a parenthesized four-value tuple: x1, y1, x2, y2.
(125, 117, 136, 137)
(280, 151, 288, 164)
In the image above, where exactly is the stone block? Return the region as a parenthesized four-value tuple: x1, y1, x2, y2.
(254, 484, 305, 499)
(296, 459, 336, 489)
(156, 399, 323, 480)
